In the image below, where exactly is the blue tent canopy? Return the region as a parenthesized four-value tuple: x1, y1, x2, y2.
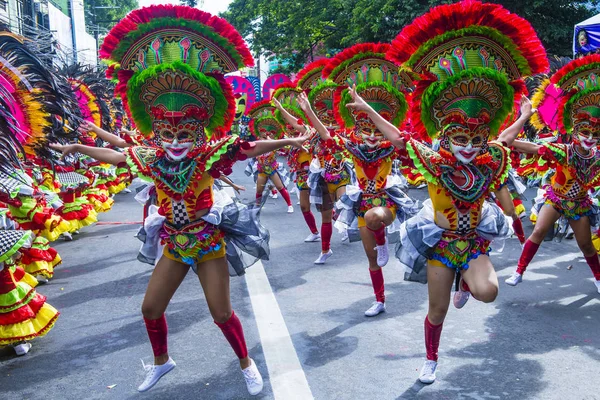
(574, 13, 600, 58)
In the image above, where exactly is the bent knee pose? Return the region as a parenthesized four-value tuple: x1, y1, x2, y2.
(506, 55, 600, 294)
(52, 8, 307, 395)
(302, 44, 418, 316)
(365, 3, 543, 382)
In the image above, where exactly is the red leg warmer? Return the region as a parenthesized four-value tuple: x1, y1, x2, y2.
(517, 240, 540, 274)
(424, 316, 443, 362)
(144, 315, 168, 357)
(369, 268, 385, 303)
(214, 311, 248, 360)
(321, 222, 332, 252)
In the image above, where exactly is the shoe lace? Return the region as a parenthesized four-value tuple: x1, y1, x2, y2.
(422, 360, 436, 375)
(141, 359, 155, 378)
(243, 367, 260, 385)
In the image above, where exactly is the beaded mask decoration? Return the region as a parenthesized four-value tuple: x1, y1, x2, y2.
(100, 5, 253, 160)
(388, 0, 548, 161)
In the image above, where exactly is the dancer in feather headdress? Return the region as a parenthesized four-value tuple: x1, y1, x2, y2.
(299, 43, 419, 316)
(506, 55, 600, 294)
(51, 5, 307, 394)
(347, 0, 545, 382)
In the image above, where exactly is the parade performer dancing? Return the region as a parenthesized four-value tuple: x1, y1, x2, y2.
(354, 0, 546, 382)
(245, 100, 294, 212)
(506, 54, 600, 294)
(271, 84, 326, 244)
(52, 5, 306, 394)
(282, 59, 353, 263)
(301, 43, 417, 316)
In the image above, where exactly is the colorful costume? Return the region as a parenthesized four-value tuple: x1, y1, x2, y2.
(325, 43, 417, 239)
(387, 0, 547, 381)
(102, 6, 269, 275)
(514, 55, 600, 285)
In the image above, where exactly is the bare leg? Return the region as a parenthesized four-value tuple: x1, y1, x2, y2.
(196, 256, 251, 369)
(496, 186, 525, 244)
(424, 263, 455, 364)
(569, 216, 600, 282)
(528, 205, 561, 245)
(461, 255, 499, 303)
(141, 255, 189, 365)
(255, 174, 267, 205)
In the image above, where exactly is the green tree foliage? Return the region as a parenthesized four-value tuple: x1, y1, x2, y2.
(222, 0, 599, 73)
(85, 0, 139, 33)
(180, 0, 199, 7)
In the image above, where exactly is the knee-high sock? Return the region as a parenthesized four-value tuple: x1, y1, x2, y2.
(144, 315, 168, 357)
(369, 268, 385, 303)
(321, 222, 332, 252)
(255, 192, 262, 205)
(584, 254, 600, 280)
(517, 240, 540, 274)
(424, 316, 443, 362)
(302, 211, 318, 234)
(367, 224, 386, 246)
(512, 218, 526, 244)
(214, 311, 248, 360)
(279, 188, 292, 206)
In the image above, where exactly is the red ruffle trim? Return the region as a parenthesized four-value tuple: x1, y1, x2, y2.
(20, 247, 58, 264)
(0, 293, 46, 325)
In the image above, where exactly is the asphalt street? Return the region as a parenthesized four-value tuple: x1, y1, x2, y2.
(1, 162, 599, 400)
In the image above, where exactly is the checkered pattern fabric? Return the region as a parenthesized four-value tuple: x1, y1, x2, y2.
(365, 179, 377, 194)
(171, 200, 191, 226)
(0, 171, 21, 194)
(564, 180, 582, 198)
(0, 230, 27, 257)
(56, 172, 88, 190)
(457, 212, 471, 233)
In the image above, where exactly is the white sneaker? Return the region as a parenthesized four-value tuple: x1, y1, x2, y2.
(505, 272, 523, 286)
(137, 357, 176, 392)
(36, 275, 49, 284)
(287, 205, 294, 213)
(594, 280, 600, 294)
(122, 188, 132, 193)
(453, 279, 470, 309)
(242, 359, 263, 396)
(13, 342, 32, 356)
(314, 249, 333, 264)
(364, 301, 386, 317)
(375, 239, 389, 267)
(269, 192, 278, 199)
(418, 359, 438, 384)
(62, 232, 73, 241)
(341, 230, 349, 242)
(304, 232, 321, 242)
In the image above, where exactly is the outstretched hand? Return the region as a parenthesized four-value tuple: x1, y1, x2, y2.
(272, 98, 284, 110)
(289, 134, 310, 149)
(49, 143, 77, 159)
(520, 95, 536, 118)
(345, 84, 370, 112)
(297, 92, 311, 113)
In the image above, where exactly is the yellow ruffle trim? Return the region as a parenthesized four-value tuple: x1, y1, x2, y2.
(67, 211, 98, 232)
(21, 255, 61, 279)
(593, 233, 600, 254)
(0, 304, 59, 345)
(39, 217, 72, 242)
(107, 182, 127, 195)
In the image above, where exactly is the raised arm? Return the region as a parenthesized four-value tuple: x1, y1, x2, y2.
(511, 139, 542, 154)
(297, 92, 332, 141)
(49, 143, 126, 165)
(242, 135, 308, 158)
(346, 85, 405, 149)
(272, 98, 306, 134)
(81, 121, 132, 148)
(497, 96, 535, 146)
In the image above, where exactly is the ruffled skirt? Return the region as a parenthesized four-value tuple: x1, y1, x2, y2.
(396, 199, 512, 283)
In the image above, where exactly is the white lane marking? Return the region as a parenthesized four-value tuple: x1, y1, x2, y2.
(222, 184, 313, 399)
(245, 262, 314, 400)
